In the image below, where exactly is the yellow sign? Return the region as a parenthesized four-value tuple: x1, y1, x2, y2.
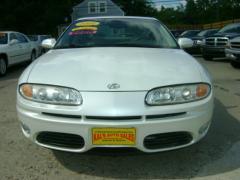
(72, 27, 98, 32)
(76, 21, 100, 27)
(92, 128, 136, 145)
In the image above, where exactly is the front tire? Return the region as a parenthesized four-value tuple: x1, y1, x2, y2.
(30, 51, 36, 62)
(231, 60, 240, 69)
(0, 58, 7, 76)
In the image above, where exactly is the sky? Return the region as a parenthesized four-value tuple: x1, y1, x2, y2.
(151, 0, 186, 9)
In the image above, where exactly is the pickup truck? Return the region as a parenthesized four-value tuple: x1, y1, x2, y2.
(225, 37, 240, 68)
(0, 31, 38, 76)
(202, 23, 240, 60)
(185, 29, 219, 54)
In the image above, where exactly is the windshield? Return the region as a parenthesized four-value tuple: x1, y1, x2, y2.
(55, 18, 178, 49)
(197, 30, 208, 36)
(0, 33, 8, 44)
(28, 35, 38, 41)
(40, 35, 51, 41)
(180, 30, 200, 37)
(219, 24, 240, 33)
(197, 29, 218, 37)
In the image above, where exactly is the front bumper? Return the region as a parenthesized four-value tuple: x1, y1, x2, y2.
(202, 46, 226, 57)
(17, 91, 214, 153)
(225, 48, 240, 62)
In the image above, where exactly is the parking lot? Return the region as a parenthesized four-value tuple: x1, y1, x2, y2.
(0, 57, 240, 180)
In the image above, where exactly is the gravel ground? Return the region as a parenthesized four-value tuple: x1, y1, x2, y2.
(0, 57, 240, 180)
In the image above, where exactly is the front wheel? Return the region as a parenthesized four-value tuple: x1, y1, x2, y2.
(0, 58, 7, 76)
(231, 60, 240, 69)
(30, 51, 36, 62)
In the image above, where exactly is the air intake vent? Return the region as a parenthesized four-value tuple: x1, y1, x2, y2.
(144, 132, 192, 150)
(37, 132, 85, 149)
(42, 112, 82, 119)
(85, 116, 142, 121)
(146, 112, 186, 120)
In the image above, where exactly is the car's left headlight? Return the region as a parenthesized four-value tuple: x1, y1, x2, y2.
(145, 83, 211, 106)
(19, 84, 82, 106)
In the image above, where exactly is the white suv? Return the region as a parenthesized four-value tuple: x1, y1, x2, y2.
(0, 31, 38, 76)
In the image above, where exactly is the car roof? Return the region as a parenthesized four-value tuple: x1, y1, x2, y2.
(76, 16, 158, 22)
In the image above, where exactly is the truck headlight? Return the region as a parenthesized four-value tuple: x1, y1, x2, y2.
(19, 84, 82, 106)
(145, 83, 211, 106)
(196, 40, 203, 45)
(202, 39, 206, 45)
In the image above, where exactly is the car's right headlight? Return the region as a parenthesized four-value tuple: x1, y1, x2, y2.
(19, 84, 82, 106)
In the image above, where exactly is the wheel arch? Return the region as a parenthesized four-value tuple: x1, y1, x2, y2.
(0, 53, 8, 66)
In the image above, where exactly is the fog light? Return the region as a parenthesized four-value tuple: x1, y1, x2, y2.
(199, 121, 210, 135)
(21, 122, 31, 135)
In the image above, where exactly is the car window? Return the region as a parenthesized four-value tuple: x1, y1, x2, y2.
(208, 30, 218, 36)
(10, 33, 18, 41)
(28, 35, 38, 41)
(197, 30, 208, 37)
(0, 33, 8, 44)
(181, 30, 200, 37)
(40, 35, 49, 41)
(219, 24, 240, 33)
(55, 18, 179, 49)
(16, 33, 29, 43)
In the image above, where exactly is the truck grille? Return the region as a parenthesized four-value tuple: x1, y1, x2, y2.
(144, 132, 192, 150)
(205, 37, 229, 47)
(231, 42, 240, 49)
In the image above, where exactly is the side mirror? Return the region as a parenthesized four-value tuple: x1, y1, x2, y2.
(178, 38, 194, 49)
(9, 39, 19, 45)
(41, 38, 56, 49)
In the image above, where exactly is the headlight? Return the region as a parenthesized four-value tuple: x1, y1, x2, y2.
(19, 84, 82, 106)
(196, 40, 203, 45)
(202, 39, 206, 45)
(145, 83, 211, 106)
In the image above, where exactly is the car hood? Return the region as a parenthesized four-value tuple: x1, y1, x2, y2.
(28, 48, 204, 91)
(191, 36, 204, 40)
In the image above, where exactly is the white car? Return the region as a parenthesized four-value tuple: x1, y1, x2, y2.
(0, 31, 38, 76)
(28, 35, 52, 56)
(17, 17, 214, 153)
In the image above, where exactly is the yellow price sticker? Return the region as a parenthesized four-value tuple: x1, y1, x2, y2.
(76, 21, 100, 27)
(92, 128, 136, 146)
(72, 27, 98, 32)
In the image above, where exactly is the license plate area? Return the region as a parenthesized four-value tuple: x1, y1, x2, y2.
(92, 128, 136, 146)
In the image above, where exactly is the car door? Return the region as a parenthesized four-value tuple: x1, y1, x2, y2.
(16, 33, 32, 62)
(7, 33, 23, 65)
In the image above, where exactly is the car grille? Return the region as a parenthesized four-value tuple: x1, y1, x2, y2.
(144, 132, 192, 150)
(205, 37, 229, 47)
(36, 132, 85, 149)
(231, 41, 240, 49)
(42, 112, 186, 121)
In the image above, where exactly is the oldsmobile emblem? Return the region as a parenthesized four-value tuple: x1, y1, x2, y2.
(107, 83, 120, 90)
